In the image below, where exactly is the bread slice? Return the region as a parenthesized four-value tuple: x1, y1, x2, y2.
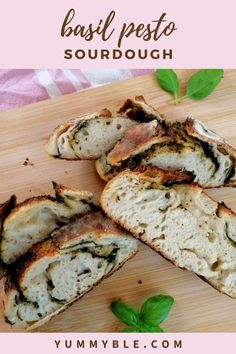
(0, 183, 99, 265)
(46, 109, 138, 160)
(4, 211, 137, 329)
(96, 117, 236, 188)
(101, 167, 236, 298)
(46, 96, 163, 160)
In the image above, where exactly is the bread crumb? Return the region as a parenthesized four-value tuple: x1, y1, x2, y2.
(23, 158, 34, 166)
(138, 280, 142, 284)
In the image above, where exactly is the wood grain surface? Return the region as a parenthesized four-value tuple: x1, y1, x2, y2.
(0, 70, 236, 332)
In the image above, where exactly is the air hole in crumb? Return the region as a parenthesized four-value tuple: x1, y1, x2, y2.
(211, 258, 221, 271)
(97, 261, 103, 269)
(82, 130, 89, 136)
(165, 192, 171, 199)
(116, 124, 122, 129)
(84, 268, 91, 274)
(139, 223, 147, 228)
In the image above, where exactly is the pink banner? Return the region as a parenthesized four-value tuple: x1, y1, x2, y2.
(0, 0, 235, 68)
(0, 333, 235, 354)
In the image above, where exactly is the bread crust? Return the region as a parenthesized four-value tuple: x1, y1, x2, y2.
(106, 121, 171, 166)
(0, 196, 17, 279)
(0, 196, 16, 227)
(118, 96, 164, 121)
(133, 166, 194, 184)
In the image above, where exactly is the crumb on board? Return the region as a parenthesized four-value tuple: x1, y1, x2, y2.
(138, 280, 142, 285)
(23, 158, 34, 167)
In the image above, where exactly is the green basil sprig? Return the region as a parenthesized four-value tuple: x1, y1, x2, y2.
(155, 69, 224, 104)
(186, 69, 224, 100)
(111, 294, 174, 333)
(155, 69, 179, 104)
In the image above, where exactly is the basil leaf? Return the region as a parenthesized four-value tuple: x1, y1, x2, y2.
(140, 295, 174, 326)
(122, 327, 140, 333)
(111, 301, 139, 326)
(155, 69, 179, 96)
(137, 320, 164, 333)
(187, 69, 224, 100)
(143, 325, 163, 333)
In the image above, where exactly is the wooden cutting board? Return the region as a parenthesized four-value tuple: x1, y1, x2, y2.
(1, 70, 236, 333)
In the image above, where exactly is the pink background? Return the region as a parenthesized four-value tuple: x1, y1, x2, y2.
(0, 0, 235, 68)
(0, 333, 234, 354)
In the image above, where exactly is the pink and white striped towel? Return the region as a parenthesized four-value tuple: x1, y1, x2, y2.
(0, 69, 153, 112)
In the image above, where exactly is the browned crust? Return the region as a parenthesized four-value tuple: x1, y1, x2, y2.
(118, 96, 164, 122)
(51, 181, 82, 201)
(0, 196, 16, 226)
(3, 196, 56, 224)
(133, 165, 194, 184)
(2, 182, 95, 229)
(52, 211, 127, 248)
(0, 197, 16, 273)
(216, 201, 236, 224)
(106, 121, 171, 166)
(3, 274, 17, 294)
(97, 108, 112, 118)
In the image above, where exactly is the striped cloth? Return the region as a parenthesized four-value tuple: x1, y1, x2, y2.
(0, 69, 153, 112)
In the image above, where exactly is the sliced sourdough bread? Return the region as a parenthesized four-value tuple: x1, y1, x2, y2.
(4, 211, 137, 329)
(0, 183, 99, 265)
(96, 117, 236, 188)
(46, 96, 163, 160)
(101, 167, 236, 298)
